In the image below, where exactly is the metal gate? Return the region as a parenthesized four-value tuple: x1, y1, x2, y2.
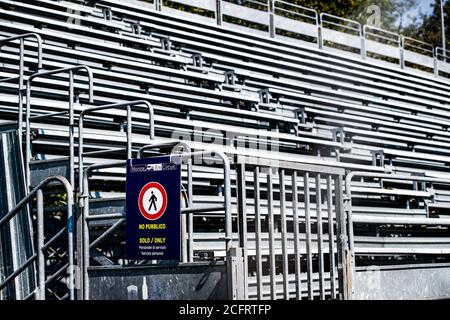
(235, 156, 349, 300)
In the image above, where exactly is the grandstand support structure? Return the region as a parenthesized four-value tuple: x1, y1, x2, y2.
(24, 65, 94, 190)
(0, 33, 43, 148)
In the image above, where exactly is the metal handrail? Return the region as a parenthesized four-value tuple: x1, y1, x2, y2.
(436, 47, 450, 60)
(152, 0, 449, 76)
(320, 13, 361, 33)
(402, 36, 434, 56)
(273, 0, 318, 30)
(0, 33, 43, 147)
(233, 0, 270, 9)
(0, 176, 74, 300)
(274, 0, 317, 16)
(0, 33, 43, 70)
(78, 100, 155, 193)
(24, 65, 95, 190)
(363, 25, 400, 42)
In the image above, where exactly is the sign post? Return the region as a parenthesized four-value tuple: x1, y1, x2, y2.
(125, 155, 181, 261)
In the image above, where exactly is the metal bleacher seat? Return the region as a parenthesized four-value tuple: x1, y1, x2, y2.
(1, 0, 450, 301)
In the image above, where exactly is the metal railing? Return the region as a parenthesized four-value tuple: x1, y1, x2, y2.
(0, 176, 74, 300)
(435, 47, 450, 75)
(79, 148, 233, 299)
(401, 36, 435, 70)
(149, 0, 450, 76)
(24, 65, 94, 190)
(236, 156, 347, 300)
(0, 33, 43, 146)
(363, 25, 401, 63)
(320, 13, 362, 56)
(77, 100, 155, 191)
(274, 0, 318, 23)
(273, 1, 318, 42)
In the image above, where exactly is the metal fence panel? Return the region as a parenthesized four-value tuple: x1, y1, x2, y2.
(320, 13, 361, 55)
(274, 15, 318, 38)
(402, 37, 435, 70)
(221, 1, 270, 35)
(364, 26, 401, 62)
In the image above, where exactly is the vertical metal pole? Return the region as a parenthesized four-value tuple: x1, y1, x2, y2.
(317, 14, 322, 49)
(216, 0, 222, 25)
(187, 157, 194, 262)
(359, 25, 365, 60)
(304, 172, 313, 300)
(69, 71, 75, 188)
(67, 188, 75, 300)
(25, 83, 32, 191)
(236, 162, 248, 299)
(400, 37, 405, 69)
(269, 0, 275, 38)
(37, 189, 45, 300)
(327, 175, 336, 299)
(82, 171, 90, 300)
(18, 39, 24, 147)
(181, 213, 187, 263)
(291, 171, 302, 300)
(156, 0, 162, 11)
(279, 169, 289, 299)
(78, 120, 84, 192)
(434, 48, 439, 77)
(315, 174, 325, 300)
(441, 0, 447, 55)
(127, 105, 132, 159)
(361, 26, 367, 60)
(180, 158, 188, 263)
(267, 169, 276, 299)
(254, 166, 263, 300)
(318, 24, 324, 49)
(77, 118, 85, 300)
(334, 175, 348, 300)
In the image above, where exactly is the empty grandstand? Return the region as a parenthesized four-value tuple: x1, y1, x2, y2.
(0, 0, 450, 300)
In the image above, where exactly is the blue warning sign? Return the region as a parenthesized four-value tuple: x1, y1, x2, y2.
(125, 155, 181, 260)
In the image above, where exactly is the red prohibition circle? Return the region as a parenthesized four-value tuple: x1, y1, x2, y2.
(138, 182, 168, 221)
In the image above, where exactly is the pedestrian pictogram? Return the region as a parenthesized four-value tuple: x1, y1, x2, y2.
(138, 181, 168, 221)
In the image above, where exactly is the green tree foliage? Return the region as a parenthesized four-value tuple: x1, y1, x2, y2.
(403, 0, 449, 49)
